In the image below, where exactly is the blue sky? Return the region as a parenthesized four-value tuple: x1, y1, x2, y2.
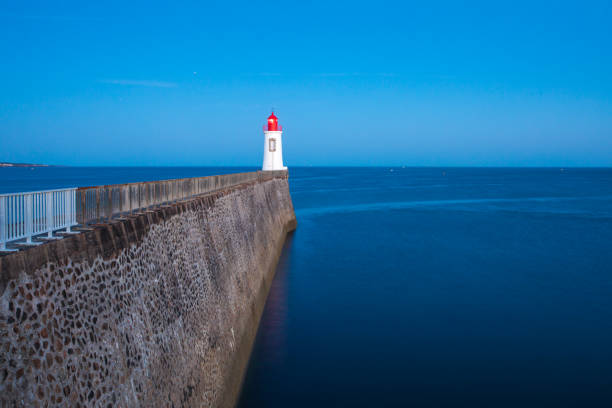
(1, 1, 611, 166)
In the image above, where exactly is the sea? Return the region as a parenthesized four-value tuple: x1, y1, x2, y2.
(2, 166, 612, 406)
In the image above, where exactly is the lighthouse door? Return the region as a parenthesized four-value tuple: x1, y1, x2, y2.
(269, 138, 276, 152)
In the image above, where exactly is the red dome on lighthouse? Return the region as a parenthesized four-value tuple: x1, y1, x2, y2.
(267, 112, 279, 131)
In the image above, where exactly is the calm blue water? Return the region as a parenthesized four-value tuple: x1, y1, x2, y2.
(2, 167, 612, 406)
(238, 167, 612, 407)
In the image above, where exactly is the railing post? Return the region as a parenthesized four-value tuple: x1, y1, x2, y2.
(79, 189, 86, 225)
(46, 191, 53, 237)
(25, 193, 33, 244)
(65, 190, 73, 232)
(71, 189, 76, 227)
(0, 196, 6, 250)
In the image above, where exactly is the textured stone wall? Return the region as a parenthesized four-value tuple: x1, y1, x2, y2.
(0, 175, 296, 408)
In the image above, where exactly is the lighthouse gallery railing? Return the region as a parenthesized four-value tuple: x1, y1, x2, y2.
(1, 170, 287, 250)
(263, 124, 283, 132)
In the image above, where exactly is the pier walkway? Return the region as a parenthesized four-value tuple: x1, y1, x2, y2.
(0, 170, 285, 252)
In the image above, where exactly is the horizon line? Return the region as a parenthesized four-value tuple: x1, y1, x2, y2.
(2, 164, 612, 169)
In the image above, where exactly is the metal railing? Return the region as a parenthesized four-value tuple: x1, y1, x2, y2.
(0, 170, 287, 251)
(0, 188, 77, 251)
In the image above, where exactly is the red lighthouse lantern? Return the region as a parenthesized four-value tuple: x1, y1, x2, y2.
(267, 112, 279, 131)
(262, 111, 286, 170)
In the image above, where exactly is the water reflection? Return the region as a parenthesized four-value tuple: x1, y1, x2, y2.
(237, 232, 295, 406)
(256, 232, 294, 363)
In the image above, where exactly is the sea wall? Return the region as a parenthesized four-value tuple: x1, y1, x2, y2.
(0, 173, 297, 407)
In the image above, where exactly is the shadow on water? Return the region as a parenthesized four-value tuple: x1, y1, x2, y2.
(237, 232, 295, 408)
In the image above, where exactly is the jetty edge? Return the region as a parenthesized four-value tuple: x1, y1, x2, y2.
(0, 170, 297, 407)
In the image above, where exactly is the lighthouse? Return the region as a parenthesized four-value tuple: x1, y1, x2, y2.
(262, 112, 287, 171)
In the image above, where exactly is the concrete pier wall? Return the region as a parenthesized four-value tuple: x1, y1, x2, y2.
(0, 173, 296, 407)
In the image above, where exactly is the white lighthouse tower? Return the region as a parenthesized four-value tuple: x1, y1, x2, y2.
(262, 112, 287, 171)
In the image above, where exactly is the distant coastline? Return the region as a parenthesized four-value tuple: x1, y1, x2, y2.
(0, 162, 51, 167)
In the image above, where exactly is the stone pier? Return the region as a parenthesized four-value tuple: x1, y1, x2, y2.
(0, 172, 296, 407)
